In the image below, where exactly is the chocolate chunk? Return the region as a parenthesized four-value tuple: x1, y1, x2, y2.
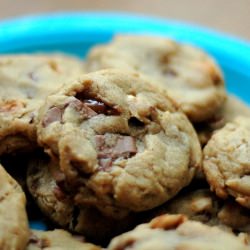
(82, 105, 97, 118)
(113, 136, 137, 157)
(84, 99, 120, 115)
(42, 106, 63, 127)
(95, 134, 137, 170)
(83, 99, 107, 114)
(99, 158, 113, 171)
(67, 99, 97, 118)
(95, 135, 106, 151)
(76, 91, 120, 116)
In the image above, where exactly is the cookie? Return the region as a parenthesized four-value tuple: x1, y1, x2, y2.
(196, 95, 250, 146)
(217, 201, 250, 233)
(26, 156, 138, 244)
(141, 189, 250, 233)
(0, 54, 84, 155)
(108, 214, 248, 250)
(26, 229, 100, 250)
(0, 164, 29, 250)
(203, 116, 250, 209)
(37, 69, 201, 218)
(239, 233, 250, 246)
(85, 35, 226, 122)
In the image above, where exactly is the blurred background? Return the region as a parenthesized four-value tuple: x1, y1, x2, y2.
(0, 0, 249, 41)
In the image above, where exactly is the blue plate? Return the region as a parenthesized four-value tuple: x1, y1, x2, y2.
(0, 12, 249, 229)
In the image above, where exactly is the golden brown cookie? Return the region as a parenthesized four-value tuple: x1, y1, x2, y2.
(203, 116, 250, 209)
(196, 95, 250, 147)
(0, 164, 29, 250)
(0, 54, 84, 155)
(26, 229, 100, 250)
(26, 156, 137, 244)
(85, 35, 226, 122)
(141, 189, 250, 233)
(36, 69, 201, 218)
(108, 214, 248, 250)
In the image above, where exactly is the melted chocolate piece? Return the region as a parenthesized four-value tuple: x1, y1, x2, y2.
(76, 91, 120, 116)
(42, 106, 63, 127)
(42, 98, 100, 128)
(67, 99, 97, 118)
(83, 99, 107, 114)
(95, 134, 137, 170)
(99, 158, 113, 171)
(113, 136, 137, 157)
(84, 98, 120, 115)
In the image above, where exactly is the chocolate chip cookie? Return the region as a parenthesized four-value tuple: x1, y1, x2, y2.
(27, 156, 137, 244)
(203, 116, 250, 209)
(196, 95, 250, 146)
(85, 35, 226, 122)
(37, 69, 201, 218)
(0, 164, 29, 250)
(141, 189, 250, 233)
(0, 54, 84, 155)
(27, 229, 100, 250)
(108, 214, 248, 250)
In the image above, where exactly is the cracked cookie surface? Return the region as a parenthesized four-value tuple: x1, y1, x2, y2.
(203, 116, 250, 209)
(0, 164, 29, 250)
(37, 69, 201, 218)
(0, 54, 84, 155)
(85, 35, 226, 122)
(108, 214, 248, 250)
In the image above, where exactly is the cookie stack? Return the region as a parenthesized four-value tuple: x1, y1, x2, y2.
(0, 36, 249, 250)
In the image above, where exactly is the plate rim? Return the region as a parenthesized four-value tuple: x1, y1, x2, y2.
(0, 12, 249, 76)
